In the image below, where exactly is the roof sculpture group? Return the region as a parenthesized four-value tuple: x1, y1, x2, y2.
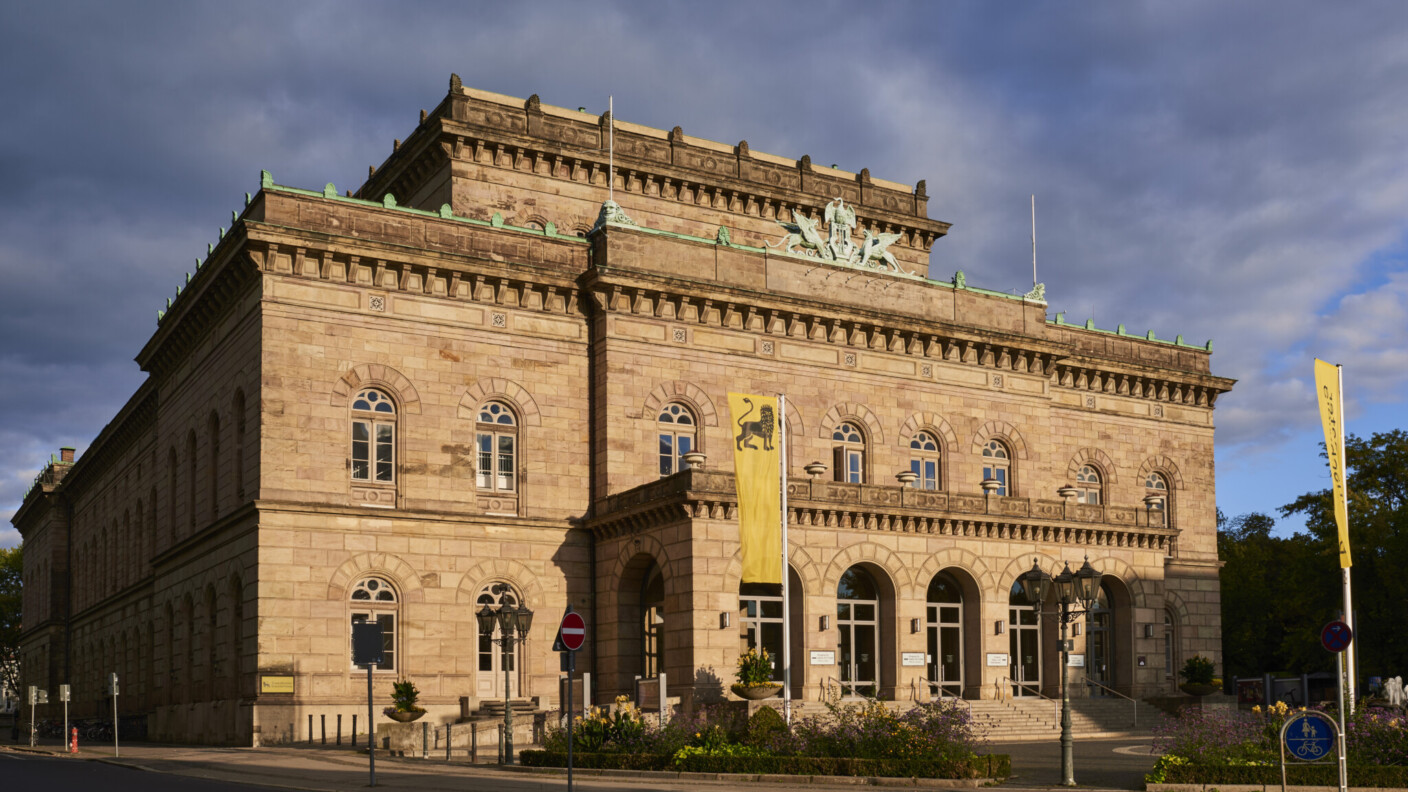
(769, 198, 904, 273)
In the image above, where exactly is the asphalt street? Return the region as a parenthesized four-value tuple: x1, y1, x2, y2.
(0, 750, 287, 791)
(996, 737, 1160, 789)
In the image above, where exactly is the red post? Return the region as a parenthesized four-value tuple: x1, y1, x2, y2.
(70, 727, 78, 753)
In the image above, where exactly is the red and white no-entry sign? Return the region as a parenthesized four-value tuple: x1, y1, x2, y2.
(559, 611, 586, 652)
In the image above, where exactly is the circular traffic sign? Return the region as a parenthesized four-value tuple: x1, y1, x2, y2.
(1321, 620, 1353, 653)
(560, 611, 586, 652)
(1282, 711, 1337, 762)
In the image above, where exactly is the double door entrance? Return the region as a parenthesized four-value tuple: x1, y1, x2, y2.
(1008, 602, 1041, 696)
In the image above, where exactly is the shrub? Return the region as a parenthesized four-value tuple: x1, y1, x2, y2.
(735, 647, 775, 686)
(520, 750, 1010, 779)
(389, 679, 421, 712)
(1152, 707, 1268, 765)
(1179, 655, 1216, 685)
(745, 706, 788, 747)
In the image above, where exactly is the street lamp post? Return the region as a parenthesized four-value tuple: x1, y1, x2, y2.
(1022, 556, 1102, 787)
(476, 585, 534, 766)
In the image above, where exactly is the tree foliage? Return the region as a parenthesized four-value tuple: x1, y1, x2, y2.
(0, 544, 20, 697)
(1220, 430, 1408, 683)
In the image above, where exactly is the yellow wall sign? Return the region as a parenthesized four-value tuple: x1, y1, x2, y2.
(260, 675, 295, 694)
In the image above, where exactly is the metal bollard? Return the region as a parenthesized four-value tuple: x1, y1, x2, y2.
(321, 714, 327, 745)
(497, 723, 504, 764)
(471, 723, 478, 763)
(337, 714, 342, 746)
(352, 714, 358, 748)
(308, 714, 313, 744)
(445, 723, 452, 761)
(422, 721, 428, 759)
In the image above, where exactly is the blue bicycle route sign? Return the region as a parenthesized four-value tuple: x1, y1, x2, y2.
(1283, 711, 1337, 762)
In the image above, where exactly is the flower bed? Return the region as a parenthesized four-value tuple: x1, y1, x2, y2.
(536, 696, 1004, 779)
(1147, 702, 1408, 787)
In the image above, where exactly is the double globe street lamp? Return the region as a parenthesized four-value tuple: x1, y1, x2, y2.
(1020, 556, 1103, 787)
(476, 584, 534, 765)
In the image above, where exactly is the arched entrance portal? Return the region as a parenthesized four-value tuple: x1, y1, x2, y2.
(476, 582, 522, 699)
(926, 572, 964, 698)
(838, 565, 890, 698)
(1084, 577, 1135, 696)
(1008, 579, 1041, 696)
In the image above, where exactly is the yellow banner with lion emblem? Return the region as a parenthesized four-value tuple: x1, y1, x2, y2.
(729, 393, 781, 584)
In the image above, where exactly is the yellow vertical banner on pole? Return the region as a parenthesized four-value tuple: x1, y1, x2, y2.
(729, 393, 781, 584)
(1313, 359, 1352, 568)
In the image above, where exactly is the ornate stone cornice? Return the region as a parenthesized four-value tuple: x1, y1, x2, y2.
(588, 469, 1180, 557)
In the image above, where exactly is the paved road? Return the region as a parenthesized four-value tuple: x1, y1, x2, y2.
(998, 737, 1160, 789)
(0, 750, 286, 791)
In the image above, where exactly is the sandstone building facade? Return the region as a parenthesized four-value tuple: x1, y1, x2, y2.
(15, 77, 1233, 744)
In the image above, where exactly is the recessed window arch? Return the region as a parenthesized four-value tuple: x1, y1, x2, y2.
(1163, 608, 1178, 683)
(833, 422, 866, 484)
(187, 430, 198, 530)
(982, 439, 1012, 495)
(657, 402, 697, 477)
(208, 411, 221, 521)
(349, 575, 398, 672)
(476, 582, 523, 698)
(233, 389, 246, 500)
(351, 388, 397, 484)
(909, 431, 941, 490)
(641, 562, 665, 677)
(1076, 464, 1103, 505)
(476, 401, 518, 492)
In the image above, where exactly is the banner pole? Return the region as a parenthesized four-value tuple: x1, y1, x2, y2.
(1338, 364, 1356, 709)
(779, 393, 792, 725)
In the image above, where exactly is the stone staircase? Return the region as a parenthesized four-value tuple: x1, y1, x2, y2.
(967, 695, 1149, 742)
(467, 698, 536, 721)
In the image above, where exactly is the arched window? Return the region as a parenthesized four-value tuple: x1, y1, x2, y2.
(1145, 472, 1169, 526)
(208, 411, 221, 521)
(476, 401, 518, 492)
(982, 440, 1011, 496)
(476, 582, 522, 698)
(230, 576, 244, 696)
(1008, 579, 1040, 696)
(233, 390, 246, 500)
(927, 573, 963, 697)
(657, 403, 696, 477)
(167, 447, 177, 545)
(909, 431, 941, 490)
(837, 566, 879, 697)
(349, 576, 397, 671)
(641, 563, 665, 677)
(351, 388, 396, 484)
(833, 422, 865, 484)
(187, 430, 198, 530)
(205, 585, 218, 699)
(1163, 609, 1178, 684)
(1076, 464, 1103, 505)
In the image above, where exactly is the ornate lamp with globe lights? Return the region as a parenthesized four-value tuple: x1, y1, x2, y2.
(476, 585, 534, 765)
(1021, 556, 1102, 787)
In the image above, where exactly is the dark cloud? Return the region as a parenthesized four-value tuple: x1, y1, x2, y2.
(3, 1, 1406, 546)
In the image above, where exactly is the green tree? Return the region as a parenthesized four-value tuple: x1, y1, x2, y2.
(0, 544, 20, 698)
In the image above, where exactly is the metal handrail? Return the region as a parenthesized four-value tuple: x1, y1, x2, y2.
(1083, 677, 1138, 727)
(927, 681, 972, 714)
(995, 674, 1059, 722)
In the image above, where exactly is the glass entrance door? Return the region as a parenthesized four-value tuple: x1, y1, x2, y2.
(1008, 581, 1040, 696)
(926, 573, 963, 697)
(1087, 584, 1112, 692)
(740, 583, 785, 688)
(837, 567, 880, 698)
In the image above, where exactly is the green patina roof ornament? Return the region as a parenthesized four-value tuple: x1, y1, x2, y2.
(491, 212, 504, 228)
(1146, 330, 1156, 340)
(1117, 324, 1126, 335)
(544, 221, 556, 236)
(219, 227, 226, 240)
(207, 243, 213, 255)
(438, 204, 453, 219)
(1023, 282, 1046, 302)
(716, 226, 731, 245)
(1176, 334, 1184, 344)
(954, 271, 966, 288)
(382, 194, 398, 208)
(186, 272, 191, 285)
(157, 310, 164, 323)
(1055, 311, 1065, 324)
(166, 298, 171, 309)
(323, 183, 338, 198)
(244, 192, 251, 207)
(195, 257, 201, 271)
(1205, 339, 1213, 351)
(260, 170, 273, 189)
(1084, 318, 1095, 330)
(231, 210, 237, 224)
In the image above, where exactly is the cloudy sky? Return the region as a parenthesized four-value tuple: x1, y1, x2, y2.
(2, 2, 1405, 547)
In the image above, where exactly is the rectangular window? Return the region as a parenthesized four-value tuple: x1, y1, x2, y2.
(658, 434, 674, 476)
(375, 424, 394, 482)
(845, 449, 863, 483)
(352, 422, 370, 480)
(984, 465, 1008, 496)
(740, 595, 785, 684)
(477, 433, 493, 489)
(497, 435, 514, 490)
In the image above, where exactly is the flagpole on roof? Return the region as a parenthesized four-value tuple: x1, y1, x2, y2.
(780, 393, 792, 725)
(608, 96, 614, 204)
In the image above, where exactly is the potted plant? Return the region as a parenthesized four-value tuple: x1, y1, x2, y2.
(731, 646, 782, 700)
(383, 678, 427, 722)
(1178, 655, 1221, 697)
